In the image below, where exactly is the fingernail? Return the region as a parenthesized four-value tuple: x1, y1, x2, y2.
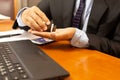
(46, 21, 50, 25)
(44, 26, 47, 30)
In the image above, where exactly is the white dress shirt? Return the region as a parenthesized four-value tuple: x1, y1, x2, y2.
(17, 0, 94, 48)
(17, 7, 28, 26)
(71, 0, 93, 48)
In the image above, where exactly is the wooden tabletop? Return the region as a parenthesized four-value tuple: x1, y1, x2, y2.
(0, 20, 13, 31)
(1, 20, 120, 80)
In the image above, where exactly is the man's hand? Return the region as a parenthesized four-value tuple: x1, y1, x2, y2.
(29, 28, 76, 41)
(21, 6, 50, 31)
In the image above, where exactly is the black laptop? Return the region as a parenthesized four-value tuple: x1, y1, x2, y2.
(0, 40, 69, 80)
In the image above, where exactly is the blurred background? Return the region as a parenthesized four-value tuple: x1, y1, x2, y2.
(0, 0, 41, 20)
(18, 0, 41, 9)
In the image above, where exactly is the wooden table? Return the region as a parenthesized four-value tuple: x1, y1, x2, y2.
(0, 20, 13, 31)
(1, 20, 120, 80)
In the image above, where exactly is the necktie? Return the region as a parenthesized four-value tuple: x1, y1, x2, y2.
(72, 0, 86, 28)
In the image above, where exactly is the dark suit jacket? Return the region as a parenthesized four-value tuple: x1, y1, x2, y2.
(13, 0, 120, 58)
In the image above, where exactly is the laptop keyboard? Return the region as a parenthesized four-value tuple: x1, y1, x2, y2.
(0, 42, 29, 80)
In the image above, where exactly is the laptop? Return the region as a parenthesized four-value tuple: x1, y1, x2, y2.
(0, 40, 69, 80)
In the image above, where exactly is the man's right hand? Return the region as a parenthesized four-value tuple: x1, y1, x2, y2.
(21, 6, 50, 31)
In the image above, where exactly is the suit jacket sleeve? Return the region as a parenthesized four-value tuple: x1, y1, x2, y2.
(87, 21, 120, 58)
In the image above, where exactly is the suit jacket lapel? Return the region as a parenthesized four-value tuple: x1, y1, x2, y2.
(87, 0, 108, 33)
(63, 0, 75, 27)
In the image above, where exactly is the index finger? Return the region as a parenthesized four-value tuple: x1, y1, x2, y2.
(32, 6, 50, 25)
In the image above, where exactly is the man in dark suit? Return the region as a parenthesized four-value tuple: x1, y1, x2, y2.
(13, 0, 120, 58)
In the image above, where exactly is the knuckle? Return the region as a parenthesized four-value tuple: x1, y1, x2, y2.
(41, 12, 45, 17)
(31, 6, 35, 10)
(32, 6, 38, 11)
(33, 15, 38, 20)
(39, 23, 44, 27)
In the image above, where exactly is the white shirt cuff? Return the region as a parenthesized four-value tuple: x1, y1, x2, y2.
(16, 7, 28, 27)
(71, 28, 89, 48)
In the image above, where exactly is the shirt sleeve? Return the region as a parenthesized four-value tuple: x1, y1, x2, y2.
(70, 28, 89, 48)
(16, 7, 28, 27)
